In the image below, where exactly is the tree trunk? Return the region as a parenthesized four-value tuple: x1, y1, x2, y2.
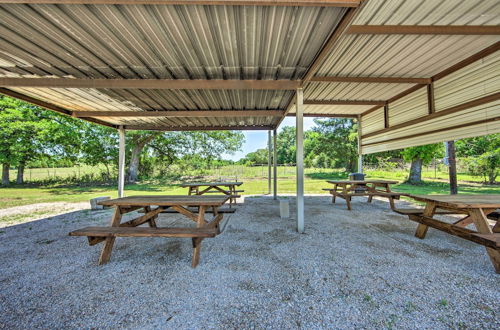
(2, 163, 9, 185)
(16, 162, 25, 184)
(127, 135, 157, 183)
(446, 141, 458, 194)
(127, 144, 143, 183)
(408, 158, 423, 184)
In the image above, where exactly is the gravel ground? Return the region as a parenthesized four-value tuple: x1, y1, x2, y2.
(0, 195, 498, 329)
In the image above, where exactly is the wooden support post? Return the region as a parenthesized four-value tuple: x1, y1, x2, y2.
(383, 103, 389, 128)
(296, 88, 305, 233)
(118, 126, 125, 198)
(273, 129, 278, 200)
(447, 141, 458, 195)
(268, 130, 272, 195)
(357, 115, 363, 173)
(427, 82, 435, 114)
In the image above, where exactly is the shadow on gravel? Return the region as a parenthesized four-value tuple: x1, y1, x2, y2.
(0, 195, 498, 329)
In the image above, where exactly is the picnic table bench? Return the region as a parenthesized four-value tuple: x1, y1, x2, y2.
(399, 194, 500, 273)
(324, 180, 401, 210)
(181, 181, 243, 208)
(69, 195, 229, 268)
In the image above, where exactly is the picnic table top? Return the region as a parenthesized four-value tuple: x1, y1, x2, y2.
(326, 179, 398, 185)
(409, 194, 500, 209)
(180, 181, 243, 187)
(98, 195, 230, 207)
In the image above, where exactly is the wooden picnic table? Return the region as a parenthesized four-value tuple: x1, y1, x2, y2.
(69, 195, 229, 268)
(400, 194, 500, 273)
(181, 181, 243, 207)
(324, 180, 400, 210)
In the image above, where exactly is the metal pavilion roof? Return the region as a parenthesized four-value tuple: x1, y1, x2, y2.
(0, 0, 499, 142)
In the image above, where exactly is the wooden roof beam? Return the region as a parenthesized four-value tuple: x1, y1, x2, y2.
(310, 76, 431, 84)
(347, 25, 500, 35)
(73, 110, 285, 118)
(286, 113, 357, 118)
(0, 1, 361, 7)
(0, 78, 301, 90)
(123, 125, 275, 131)
(305, 100, 385, 106)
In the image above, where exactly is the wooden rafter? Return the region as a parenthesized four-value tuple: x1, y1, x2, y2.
(0, 78, 300, 90)
(123, 125, 274, 131)
(310, 76, 431, 84)
(305, 100, 385, 106)
(362, 116, 500, 148)
(286, 113, 357, 118)
(73, 110, 285, 118)
(0, 0, 361, 6)
(347, 25, 500, 35)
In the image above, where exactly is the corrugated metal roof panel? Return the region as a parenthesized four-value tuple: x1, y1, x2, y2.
(362, 100, 500, 154)
(361, 107, 384, 134)
(354, 0, 500, 25)
(434, 51, 500, 111)
(0, 4, 345, 80)
(316, 34, 500, 78)
(388, 87, 428, 126)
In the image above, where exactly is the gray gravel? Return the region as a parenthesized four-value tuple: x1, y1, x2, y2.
(0, 195, 499, 329)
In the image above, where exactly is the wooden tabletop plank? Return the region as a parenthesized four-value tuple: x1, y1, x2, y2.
(326, 180, 398, 184)
(98, 195, 230, 207)
(409, 194, 500, 209)
(180, 182, 243, 187)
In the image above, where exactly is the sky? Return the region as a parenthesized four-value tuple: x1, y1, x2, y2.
(223, 117, 318, 161)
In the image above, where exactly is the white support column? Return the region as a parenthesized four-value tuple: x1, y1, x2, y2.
(118, 126, 126, 198)
(357, 115, 363, 173)
(268, 130, 272, 195)
(273, 128, 278, 200)
(296, 89, 304, 233)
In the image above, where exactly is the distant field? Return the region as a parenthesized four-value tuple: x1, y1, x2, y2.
(9, 165, 109, 182)
(1, 165, 498, 209)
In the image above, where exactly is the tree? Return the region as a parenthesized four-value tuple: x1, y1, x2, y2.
(128, 130, 245, 181)
(402, 144, 443, 184)
(240, 148, 268, 165)
(276, 126, 296, 164)
(0, 96, 80, 184)
(310, 118, 358, 171)
(78, 123, 118, 180)
(456, 134, 499, 184)
(127, 131, 161, 183)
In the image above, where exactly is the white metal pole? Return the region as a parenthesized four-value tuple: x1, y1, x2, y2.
(273, 128, 278, 200)
(118, 126, 126, 198)
(268, 130, 272, 195)
(357, 115, 363, 173)
(296, 89, 304, 233)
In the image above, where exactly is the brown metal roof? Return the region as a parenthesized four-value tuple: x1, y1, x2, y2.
(0, 0, 499, 141)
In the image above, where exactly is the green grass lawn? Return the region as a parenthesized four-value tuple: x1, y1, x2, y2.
(1, 167, 498, 209)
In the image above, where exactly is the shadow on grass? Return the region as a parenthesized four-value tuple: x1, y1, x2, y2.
(46, 183, 178, 196)
(393, 181, 500, 195)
